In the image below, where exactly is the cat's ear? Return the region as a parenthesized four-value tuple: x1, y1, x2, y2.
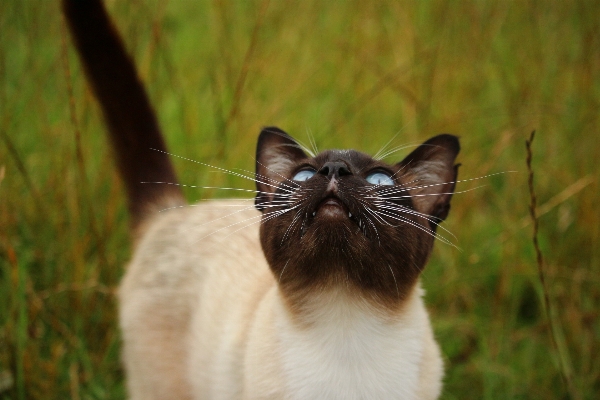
(255, 127, 307, 211)
(397, 134, 460, 223)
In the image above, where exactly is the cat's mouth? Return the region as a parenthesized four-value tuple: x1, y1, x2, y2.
(315, 196, 349, 218)
(309, 195, 368, 237)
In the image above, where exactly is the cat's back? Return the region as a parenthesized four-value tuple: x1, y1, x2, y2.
(123, 199, 265, 289)
(118, 200, 272, 400)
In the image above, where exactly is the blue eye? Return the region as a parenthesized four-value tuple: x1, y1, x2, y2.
(292, 169, 316, 182)
(365, 171, 394, 186)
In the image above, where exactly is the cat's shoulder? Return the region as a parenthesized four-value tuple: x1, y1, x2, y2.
(124, 200, 262, 289)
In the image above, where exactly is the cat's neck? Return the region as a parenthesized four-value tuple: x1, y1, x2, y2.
(276, 278, 427, 330)
(271, 283, 430, 399)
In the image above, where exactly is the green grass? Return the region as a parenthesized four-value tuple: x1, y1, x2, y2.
(1, 0, 599, 398)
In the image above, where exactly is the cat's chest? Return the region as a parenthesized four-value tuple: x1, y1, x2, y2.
(274, 294, 426, 400)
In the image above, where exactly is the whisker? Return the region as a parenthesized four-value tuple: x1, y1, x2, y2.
(141, 182, 302, 198)
(179, 198, 295, 238)
(365, 185, 485, 200)
(193, 204, 299, 243)
(230, 166, 292, 190)
(282, 206, 307, 244)
(261, 128, 316, 158)
(387, 264, 400, 300)
(375, 143, 421, 161)
(158, 200, 253, 213)
(255, 162, 301, 192)
(371, 125, 419, 160)
(372, 204, 455, 247)
(397, 171, 516, 193)
(224, 163, 301, 193)
(374, 209, 459, 249)
(361, 210, 382, 244)
(305, 126, 319, 156)
(374, 202, 458, 241)
(149, 148, 296, 194)
(279, 260, 291, 283)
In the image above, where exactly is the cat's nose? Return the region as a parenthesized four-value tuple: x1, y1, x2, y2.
(319, 161, 351, 179)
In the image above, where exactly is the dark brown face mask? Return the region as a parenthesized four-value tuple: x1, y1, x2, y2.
(254, 127, 460, 309)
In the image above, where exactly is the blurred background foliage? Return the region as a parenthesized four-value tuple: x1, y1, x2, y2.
(1, 0, 599, 398)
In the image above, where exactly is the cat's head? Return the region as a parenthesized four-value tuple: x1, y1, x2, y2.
(255, 127, 460, 310)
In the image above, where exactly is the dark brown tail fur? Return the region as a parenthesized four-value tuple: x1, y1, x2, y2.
(62, 0, 184, 233)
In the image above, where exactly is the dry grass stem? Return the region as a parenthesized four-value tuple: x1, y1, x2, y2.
(525, 130, 577, 399)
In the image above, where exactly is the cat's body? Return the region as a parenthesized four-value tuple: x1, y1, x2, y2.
(64, 1, 458, 399)
(120, 204, 442, 400)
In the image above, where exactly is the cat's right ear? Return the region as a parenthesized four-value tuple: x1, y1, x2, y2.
(255, 127, 308, 211)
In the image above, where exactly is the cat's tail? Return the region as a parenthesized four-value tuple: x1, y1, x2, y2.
(62, 0, 185, 234)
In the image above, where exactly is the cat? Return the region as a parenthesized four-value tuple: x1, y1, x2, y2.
(63, 1, 460, 399)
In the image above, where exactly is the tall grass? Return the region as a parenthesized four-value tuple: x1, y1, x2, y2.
(1, 0, 598, 398)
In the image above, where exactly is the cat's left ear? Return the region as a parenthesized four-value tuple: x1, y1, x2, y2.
(255, 127, 308, 211)
(397, 134, 460, 223)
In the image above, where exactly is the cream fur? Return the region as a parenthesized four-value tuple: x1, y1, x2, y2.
(119, 200, 443, 399)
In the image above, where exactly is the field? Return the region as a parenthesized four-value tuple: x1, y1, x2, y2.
(1, 0, 599, 398)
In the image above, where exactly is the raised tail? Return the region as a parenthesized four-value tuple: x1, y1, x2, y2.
(62, 0, 185, 233)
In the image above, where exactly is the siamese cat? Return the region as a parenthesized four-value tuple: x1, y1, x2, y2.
(64, 1, 460, 399)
